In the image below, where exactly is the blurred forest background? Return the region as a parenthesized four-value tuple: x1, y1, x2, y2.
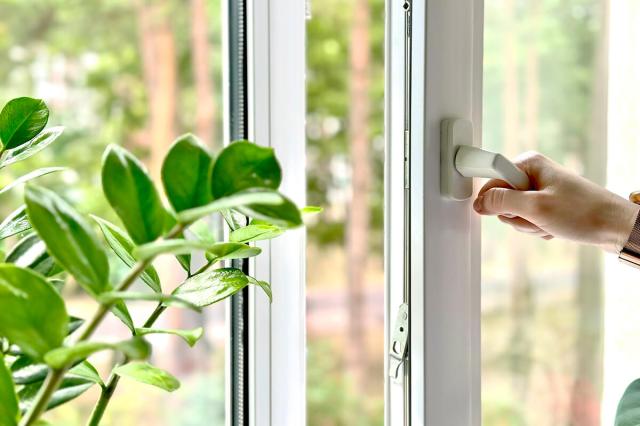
(2, 0, 639, 425)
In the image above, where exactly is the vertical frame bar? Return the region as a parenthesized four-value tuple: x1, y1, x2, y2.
(386, 1, 483, 424)
(248, 0, 307, 425)
(226, 1, 250, 425)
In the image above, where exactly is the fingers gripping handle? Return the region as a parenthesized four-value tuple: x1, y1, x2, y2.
(440, 118, 529, 200)
(455, 145, 530, 191)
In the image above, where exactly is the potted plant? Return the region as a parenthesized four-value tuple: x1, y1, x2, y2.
(0, 97, 309, 425)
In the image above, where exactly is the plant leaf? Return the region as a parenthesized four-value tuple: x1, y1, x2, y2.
(68, 361, 103, 387)
(102, 145, 168, 244)
(11, 356, 48, 385)
(0, 265, 68, 360)
(247, 276, 272, 302)
(0, 126, 63, 170)
(615, 379, 640, 426)
(176, 189, 284, 224)
(301, 206, 323, 215)
(0, 205, 31, 240)
(114, 362, 180, 392)
(0, 167, 65, 196)
(188, 219, 217, 244)
(5, 234, 60, 277)
(211, 141, 281, 198)
(18, 376, 94, 414)
(92, 216, 161, 292)
(229, 223, 283, 243)
(135, 327, 204, 347)
(111, 302, 135, 334)
(44, 337, 151, 370)
(25, 185, 110, 295)
(0, 354, 19, 426)
(172, 267, 249, 307)
(162, 134, 214, 212)
(97, 291, 201, 312)
(134, 240, 260, 263)
(0, 97, 49, 150)
(237, 193, 302, 228)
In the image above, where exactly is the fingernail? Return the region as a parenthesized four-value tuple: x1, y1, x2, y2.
(473, 196, 483, 212)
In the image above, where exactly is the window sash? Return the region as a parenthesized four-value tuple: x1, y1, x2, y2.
(246, 0, 307, 425)
(385, 1, 483, 424)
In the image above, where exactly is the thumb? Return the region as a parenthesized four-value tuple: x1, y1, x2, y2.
(474, 187, 531, 217)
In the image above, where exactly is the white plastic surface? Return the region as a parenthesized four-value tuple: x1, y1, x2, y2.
(455, 145, 530, 190)
(441, 118, 530, 201)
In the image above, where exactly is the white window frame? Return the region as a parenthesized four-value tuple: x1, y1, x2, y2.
(233, 0, 484, 424)
(246, 0, 307, 425)
(386, 1, 484, 425)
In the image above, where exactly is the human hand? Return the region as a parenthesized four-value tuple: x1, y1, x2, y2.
(472, 151, 640, 253)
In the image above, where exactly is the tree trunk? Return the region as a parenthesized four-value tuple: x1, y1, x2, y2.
(136, 0, 187, 374)
(570, 1, 609, 424)
(504, 0, 535, 403)
(190, 0, 217, 149)
(346, 0, 371, 392)
(136, 0, 178, 179)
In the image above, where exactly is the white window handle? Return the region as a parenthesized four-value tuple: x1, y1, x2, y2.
(440, 118, 530, 200)
(455, 145, 530, 191)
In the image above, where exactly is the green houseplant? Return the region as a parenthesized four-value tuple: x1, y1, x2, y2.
(0, 97, 307, 425)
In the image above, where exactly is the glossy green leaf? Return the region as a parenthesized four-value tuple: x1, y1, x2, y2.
(102, 145, 168, 244)
(44, 337, 151, 370)
(5, 234, 60, 277)
(162, 134, 214, 212)
(112, 302, 135, 334)
(18, 376, 94, 414)
(0, 206, 31, 240)
(229, 223, 283, 243)
(211, 141, 281, 198)
(135, 327, 204, 347)
(25, 185, 110, 295)
(68, 361, 103, 387)
(0, 265, 67, 360)
(67, 316, 84, 335)
(11, 356, 48, 385)
(172, 267, 268, 307)
(616, 379, 640, 426)
(0, 354, 18, 426)
(0, 167, 65, 196)
(221, 209, 247, 231)
(0, 126, 63, 170)
(0, 97, 49, 150)
(176, 189, 284, 224)
(97, 291, 201, 312)
(114, 362, 180, 392)
(134, 239, 212, 260)
(247, 276, 272, 302)
(301, 206, 323, 215)
(92, 216, 161, 292)
(134, 240, 260, 263)
(188, 219, 217, 244)
(237, 193, 302, 228)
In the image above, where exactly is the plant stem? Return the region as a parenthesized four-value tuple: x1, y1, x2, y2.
(19, 369, 65, 426)
(87, 373, 121, 426)
(22, 223, 186, 426)
(85, 303, 167, 425)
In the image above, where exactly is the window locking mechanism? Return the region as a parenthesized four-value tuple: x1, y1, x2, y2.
(388, 303, 409, 382)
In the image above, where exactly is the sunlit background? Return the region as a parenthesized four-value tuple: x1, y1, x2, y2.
(483, 0, 640, 425)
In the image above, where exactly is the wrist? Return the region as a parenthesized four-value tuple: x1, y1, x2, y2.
(612, 200, 640, 254)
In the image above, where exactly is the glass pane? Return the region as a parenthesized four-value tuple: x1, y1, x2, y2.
(481, 1, 638, 424)
(305, 0, 385, 424)
(0, 1, 225, 424)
